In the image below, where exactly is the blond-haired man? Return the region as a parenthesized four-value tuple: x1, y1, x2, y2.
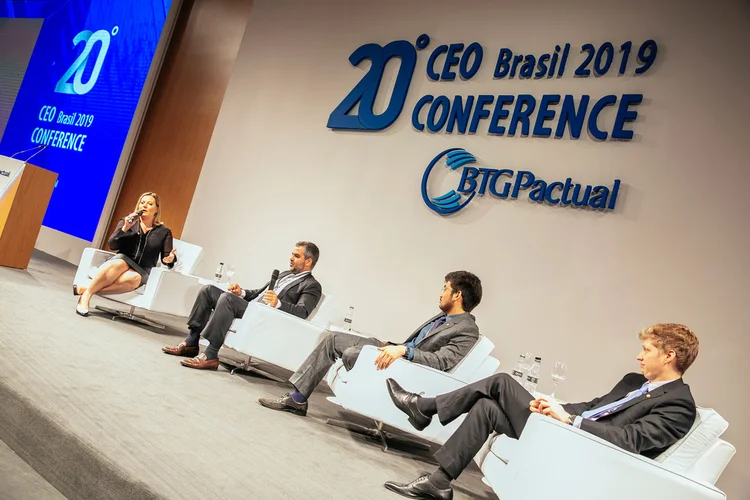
(384, 324, 699, 500)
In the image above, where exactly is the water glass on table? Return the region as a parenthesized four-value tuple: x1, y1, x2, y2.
(224, 265, 236, 283)
(551, 361, 567, 398)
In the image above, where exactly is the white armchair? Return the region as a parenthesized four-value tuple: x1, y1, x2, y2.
(323, 336, 500, 450)
(477, 407, 735, 500)
(218, 293, 336, 380)
(73, 239, 204, 328)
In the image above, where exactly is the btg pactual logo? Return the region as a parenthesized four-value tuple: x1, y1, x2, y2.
(421, 148, 478, 215)
(422, 148, 622, 215)
(55, 27, 119, 96)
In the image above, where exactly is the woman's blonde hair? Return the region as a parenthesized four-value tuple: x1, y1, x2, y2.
(134, 192, 163, 225)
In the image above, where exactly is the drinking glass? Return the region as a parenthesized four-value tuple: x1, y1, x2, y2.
(224, 265, 236, 283)
(551, 361, 567, 398)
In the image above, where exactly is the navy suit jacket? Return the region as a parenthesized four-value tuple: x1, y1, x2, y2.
(563, 373, 696, 458)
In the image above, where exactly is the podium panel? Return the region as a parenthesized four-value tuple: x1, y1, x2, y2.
(0, 156, 57, 269)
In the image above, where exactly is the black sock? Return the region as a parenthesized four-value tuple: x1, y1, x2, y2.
(417, 396, 438, 416)
(204, 345, 219, 361)
(428, 466, 453, 489)
(185, 329, 200, 347)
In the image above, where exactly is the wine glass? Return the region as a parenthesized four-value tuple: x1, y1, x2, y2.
(551, 361, 567, 398)
(224, 265, 236, 283)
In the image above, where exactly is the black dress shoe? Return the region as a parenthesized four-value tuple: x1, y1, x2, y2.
(384, 475, 453, 500)
(258, 393, 308, 416)
(386, 378, 432, 431)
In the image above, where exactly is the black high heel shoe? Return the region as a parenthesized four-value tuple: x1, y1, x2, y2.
(73, 284, 80, 296)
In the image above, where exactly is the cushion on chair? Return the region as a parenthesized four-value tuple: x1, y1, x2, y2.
(169, 239, 202, 275)
(682, 438, 736, 485)
(449, 336, 494, 381)
(653, 407, 728, 473)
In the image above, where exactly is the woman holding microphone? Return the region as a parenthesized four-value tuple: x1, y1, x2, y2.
(74, 192, 177, 316)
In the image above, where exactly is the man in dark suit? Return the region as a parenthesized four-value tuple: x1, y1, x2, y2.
(162, 241, 322, 371)
(384, 323, 700, 500)
(258, 271, 483, 416)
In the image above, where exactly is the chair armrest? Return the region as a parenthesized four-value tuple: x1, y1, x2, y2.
(341, 345, 468, 391)
(329, 345, 470, 443)
(223, 301, 330, 372)
(73, 248, 115, 285)
(497, 414, 726, 500)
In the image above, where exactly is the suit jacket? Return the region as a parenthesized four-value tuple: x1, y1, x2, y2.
(562, 373, 696, 458)
(398, 312, 480, 372)
(243, 271, 322, 320)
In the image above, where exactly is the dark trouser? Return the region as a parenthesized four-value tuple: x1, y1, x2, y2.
(185, 285, 248, 349)
(433, 373, 533, 479)
(288, 332, 382, 397)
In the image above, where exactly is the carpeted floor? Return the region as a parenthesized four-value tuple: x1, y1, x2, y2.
(0, 252, 495, 500)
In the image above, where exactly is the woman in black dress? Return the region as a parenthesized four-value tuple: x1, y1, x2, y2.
(74, 191, 177, 316)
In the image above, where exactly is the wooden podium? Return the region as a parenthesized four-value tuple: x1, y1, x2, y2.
(0, 155, 57, 269)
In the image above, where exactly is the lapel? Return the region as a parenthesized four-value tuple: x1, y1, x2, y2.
(277, 272, 310, 300)
(421, 312, 471, 342)
(607, 378, 682, 416)
(407, 313, 443, 342)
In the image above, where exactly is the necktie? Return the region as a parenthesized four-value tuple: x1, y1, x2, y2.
(411, 316, 448, 347)
(580, 382, 650, 420)
(425, 316, 447, 336)
(255, 274, 291, 302)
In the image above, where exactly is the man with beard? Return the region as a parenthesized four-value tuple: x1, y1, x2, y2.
(258, 271, 483, 416)
(162, 241, 322, 371)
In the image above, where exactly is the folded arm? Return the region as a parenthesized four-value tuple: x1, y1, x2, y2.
(578, 400, 696, 455)
(107, 219, 136, 251)
(278, 280, 322, 319)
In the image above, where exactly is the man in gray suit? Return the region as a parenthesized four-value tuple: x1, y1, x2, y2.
(258, 271, 483, 416)
(162, 241, 322, 371)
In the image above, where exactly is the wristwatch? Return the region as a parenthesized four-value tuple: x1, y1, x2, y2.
(567, 414, 577, 426)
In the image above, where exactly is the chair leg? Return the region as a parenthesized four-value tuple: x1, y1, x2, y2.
(325, 418, 432, 453)
(229, 355, 255, 375)
(94, 305, 167, 330)
(223, 355, 286, 383)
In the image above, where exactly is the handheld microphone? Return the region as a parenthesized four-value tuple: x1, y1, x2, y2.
(127, 209, 145, 223)
(9, 144, 45, 159)
(268, 269, 280, 291)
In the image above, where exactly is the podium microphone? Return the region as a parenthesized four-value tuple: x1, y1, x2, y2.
(268, 269, 280, 291)
(24, 145, 48, 164)
(9, 144, 45, 159)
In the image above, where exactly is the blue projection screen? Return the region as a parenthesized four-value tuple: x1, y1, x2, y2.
(0, 0, 174, 241)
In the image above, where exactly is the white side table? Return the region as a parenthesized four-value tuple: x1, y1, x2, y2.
(197, 278, 229, 292)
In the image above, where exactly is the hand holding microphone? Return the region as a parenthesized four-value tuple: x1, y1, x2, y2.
(128, 209, 145, 223)
(123, 210, 144, 230)
(261, 269, 280, 307)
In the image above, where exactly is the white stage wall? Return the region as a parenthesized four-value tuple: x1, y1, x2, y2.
(182, 1, 750, 495)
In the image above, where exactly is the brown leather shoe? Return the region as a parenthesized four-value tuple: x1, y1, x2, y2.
(180, 354, 219, 371)
(162, 342, 199, 357)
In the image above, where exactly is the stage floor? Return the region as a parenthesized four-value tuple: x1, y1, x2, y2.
(0, 252, 495, 500)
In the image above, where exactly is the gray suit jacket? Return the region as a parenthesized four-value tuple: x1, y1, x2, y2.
(400, 312, 480, 372)
(243, 271, 322, 319)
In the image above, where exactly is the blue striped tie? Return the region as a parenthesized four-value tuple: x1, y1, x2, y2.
(580, 382, 650, 420)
